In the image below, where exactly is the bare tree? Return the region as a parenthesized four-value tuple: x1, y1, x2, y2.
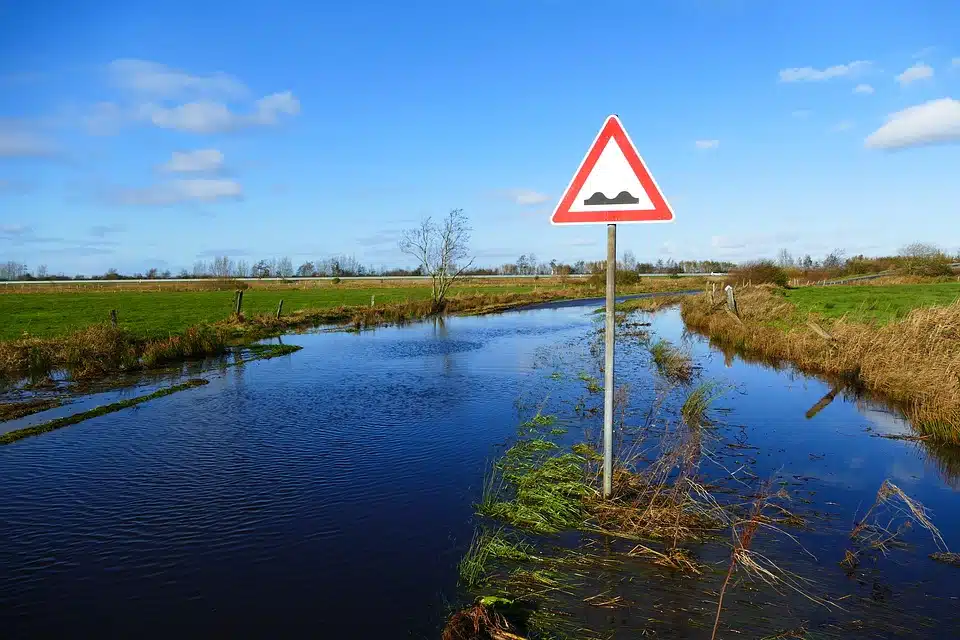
(297, 261, 316, 277)
(621, 250, 637, 271)
(899, 242, 942, 259)
(776, 249, 794, 268)
(234, 260, 249, 278)
(399, 208, 474, 310)
(212, 256, 233, 278)
(277, 256, 294, 278)
(37, 264, 48, 279)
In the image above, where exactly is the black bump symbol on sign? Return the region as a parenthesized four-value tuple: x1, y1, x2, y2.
(583, 191, 640, 206)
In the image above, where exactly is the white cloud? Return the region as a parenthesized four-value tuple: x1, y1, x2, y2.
(791, 109, 812, 119)
(111, 178, 242, 205)
(896, 62, 934, 86)
(913, 46, 936, 59)
(161, 149, 224, 173)
(695, 139, 719, 149)
(504, 189, 550, 205)
(0, 123, 55, 157)
(711, 232, 799, 253)
(779, 60, 870, 82)
(109, 59, 247, 100)
(141, 91, 300, 133)
(831, 120, 855, 132)
(84, 102, 125, 135)
(953, 58, 960, 68)
(853, 83, 875, 95)
(864, 98, 960, 150)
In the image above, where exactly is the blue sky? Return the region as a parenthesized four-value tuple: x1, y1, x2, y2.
(1, 0, 959, 275)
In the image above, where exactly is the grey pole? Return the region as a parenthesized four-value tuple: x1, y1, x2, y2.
(603, 223, 616, 498)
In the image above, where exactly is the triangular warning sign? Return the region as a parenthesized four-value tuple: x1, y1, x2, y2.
(551, 115, 674, 225)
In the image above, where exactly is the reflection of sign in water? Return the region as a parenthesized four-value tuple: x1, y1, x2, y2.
(551, 115, 674, 225)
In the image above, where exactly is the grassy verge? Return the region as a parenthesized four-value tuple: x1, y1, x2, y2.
(0, 277, 707, 341)
(681, 285, 960, 441)
(0, 378, 209, 445)
(786, 282, 960, 324)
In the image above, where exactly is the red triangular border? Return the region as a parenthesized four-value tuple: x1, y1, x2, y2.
(551, 115, 674, 225)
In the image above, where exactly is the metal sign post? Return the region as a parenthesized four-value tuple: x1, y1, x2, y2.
(550, 115, 675, 499)
(603, 224, 616, 497)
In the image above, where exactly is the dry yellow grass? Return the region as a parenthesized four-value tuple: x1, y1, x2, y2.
(681, 286, 960, 440)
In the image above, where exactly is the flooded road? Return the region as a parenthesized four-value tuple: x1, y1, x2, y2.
(1, 305, 958, 637)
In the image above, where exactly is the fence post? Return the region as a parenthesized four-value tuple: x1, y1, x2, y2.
(110, 309, 118, 328)
(276, 299, 284, 319)
(724, 284, 738, 316)
(371, 295, 375, 307)
(235, 290, 244, 316)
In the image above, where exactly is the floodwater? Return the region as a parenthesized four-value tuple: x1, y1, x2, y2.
(1, 304, 958, 638)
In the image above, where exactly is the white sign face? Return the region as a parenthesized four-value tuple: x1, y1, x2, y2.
(567, 137, 656, 213)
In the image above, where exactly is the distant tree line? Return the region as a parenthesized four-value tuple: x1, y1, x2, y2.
(2, 244, 955, 281)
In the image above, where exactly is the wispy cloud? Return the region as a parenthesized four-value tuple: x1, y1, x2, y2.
(139, 92, 300, 134)
(107, 178, 243, 206)
(779, 60, 870, 82)
(695, 139, 719, 149)
(913, 46, 936, 59)
(711, 232, 799, 253)
(355, 230, 401, 247)
(89, 223, 127, 237)
(853, 83, 875, 95)
(865, 98, 960, 150)
(896, 62, 933, 86)
(953, 57, 960, 68)
(196, 248, 251, 257)
(160, 149, 224, 173)
(791, 109, 812, 119)
(0, 120, 57, 157)
(830, 120, 855, 133)
(91, 61, 301, 135)
(499, 188, 550, 205)
(0, 179, 33, 195)
(109, 59, 248, 100)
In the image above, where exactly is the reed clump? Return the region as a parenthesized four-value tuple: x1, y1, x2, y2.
(0, 323, 230, 381)
(649, 339, 695, 383)
(681, 286, 960, 441)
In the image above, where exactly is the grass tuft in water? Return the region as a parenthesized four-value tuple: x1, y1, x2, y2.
(479, 440, 593, 534)
(649, 339, 694, 383)
(458, 527, 539, 588)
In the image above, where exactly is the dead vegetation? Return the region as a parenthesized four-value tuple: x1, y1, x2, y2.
(681, 286, 960, 441)
(0, 397, 62, 421)
(841, 479, 950, 571)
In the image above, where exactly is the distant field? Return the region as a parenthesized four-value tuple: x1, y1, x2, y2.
(0, 284, 560, 340)
(786, 282, 960, 324)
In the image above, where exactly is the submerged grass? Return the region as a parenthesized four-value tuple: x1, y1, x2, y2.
(478, 439, 593, 534)
(649, 338, 694, 383)
(458, 528, 540, 588)
(0, 378, 209, 445)
(682, 286, 960, 441)
(0, 398, 62, 422)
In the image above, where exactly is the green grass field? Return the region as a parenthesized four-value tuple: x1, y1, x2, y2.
(0, 284, 556, 340)
(786, 282, 960, 324)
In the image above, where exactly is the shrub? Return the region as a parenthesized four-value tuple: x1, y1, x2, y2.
(729, 261, 788, 287)
(587, 269, 640, 288)
(331, 276, 342, 284)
